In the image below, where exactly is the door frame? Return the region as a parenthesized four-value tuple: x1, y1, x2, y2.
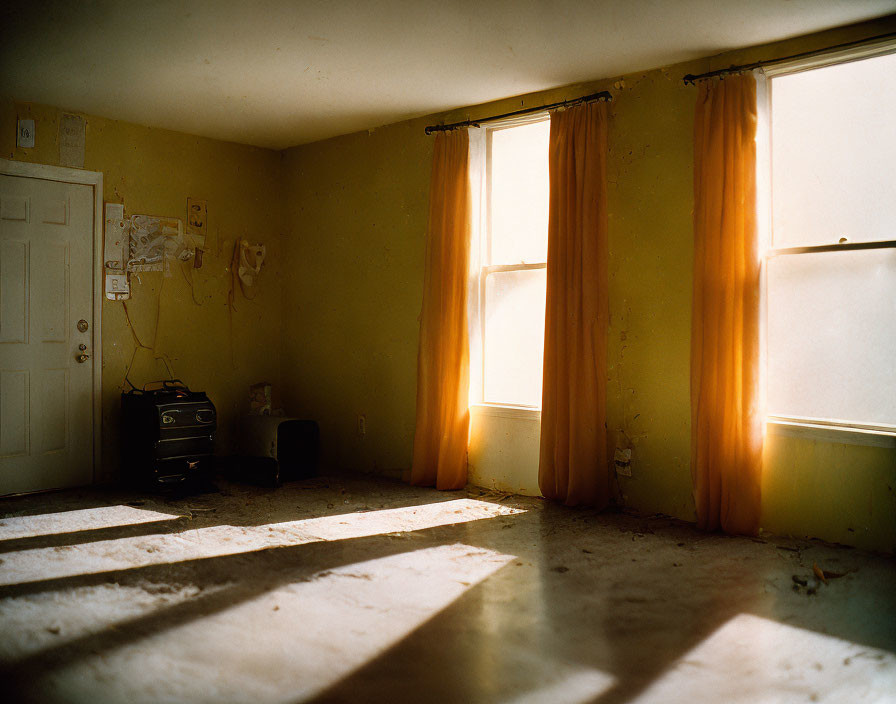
(0, 158, 104, 481)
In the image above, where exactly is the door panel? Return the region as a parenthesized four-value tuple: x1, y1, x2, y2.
(0, 174, 94, 494)
(32, 239, 68, 342)
(35, 368, 68, 454)
(0, 370, 28, 457)
(0, 240, 28, 343)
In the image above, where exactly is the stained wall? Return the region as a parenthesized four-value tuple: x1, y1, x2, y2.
(1, 101, 283, 478)
(279, 18, 896, 552)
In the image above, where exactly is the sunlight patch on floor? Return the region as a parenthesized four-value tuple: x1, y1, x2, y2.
(631, 613, 896, 704)
(0, 581, 210, 661)
(503, 665, 616, 704)
(0, 499, 524, 586)
(0, 505, 181, 541)
(36, 544, 514, 704)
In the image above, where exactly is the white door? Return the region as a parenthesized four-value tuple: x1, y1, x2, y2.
(0, 173, 95, 494)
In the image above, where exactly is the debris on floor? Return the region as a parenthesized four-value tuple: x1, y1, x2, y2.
(0, 472, 892, 704)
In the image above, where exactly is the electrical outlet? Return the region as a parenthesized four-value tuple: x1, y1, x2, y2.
(16, 119, 35, 148)
(357, 414, 367, 436)
(104, 273, 130, 301)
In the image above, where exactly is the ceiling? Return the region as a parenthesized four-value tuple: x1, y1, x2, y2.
(2, 1, 894, 150)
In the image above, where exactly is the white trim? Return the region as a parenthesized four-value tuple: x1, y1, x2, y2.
(761, 52, 896, 448)
(0, 158, 104, 482)
(762, 36, 896, 78)
(471, 117, 550, 408)
(768, 418, 896, 449)
(467, 126, 486, 406)
(471, 403, 541, 421)
(754, 70, 771, 428)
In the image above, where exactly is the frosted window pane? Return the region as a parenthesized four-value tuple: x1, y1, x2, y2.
(489, 120, 550, 264)
(767, 248, 896, 425)
(771, 52, 896, 248)
(483, 269, 546, 407)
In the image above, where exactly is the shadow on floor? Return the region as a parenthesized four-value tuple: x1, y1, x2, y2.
(1, 475, 893, 704)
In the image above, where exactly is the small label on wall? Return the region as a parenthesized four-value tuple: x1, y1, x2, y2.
(16, 119, 35, 148)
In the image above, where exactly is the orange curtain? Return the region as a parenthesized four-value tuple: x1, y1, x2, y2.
(691, 74, 762, 535)
(410, 129, 471, 490)
(539, 101, 610, 507)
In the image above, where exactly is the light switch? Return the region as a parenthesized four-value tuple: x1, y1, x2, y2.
(17, 119, 35, 148)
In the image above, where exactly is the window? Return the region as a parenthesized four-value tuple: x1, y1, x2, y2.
(469, 116, 550, 408)
(764, 48, 896, 432)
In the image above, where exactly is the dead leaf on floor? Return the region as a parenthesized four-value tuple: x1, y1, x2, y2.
(812, 564, 855, 582)
(551, 566, 569, 574)
(823, 569, 853, 579)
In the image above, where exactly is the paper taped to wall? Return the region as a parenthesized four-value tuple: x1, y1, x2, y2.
(59, 113, 85, 168)
(238, 241, 266, 297)
(128, 214, 185, 275)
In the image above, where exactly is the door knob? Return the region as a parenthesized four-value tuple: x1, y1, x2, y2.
(76, 353, 90, 363)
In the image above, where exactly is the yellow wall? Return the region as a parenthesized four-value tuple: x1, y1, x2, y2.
(2, 17, 893, 552)
(279, 17, 896, 552)
(280, 118, 432, 477)
(1, 100, 283, 479)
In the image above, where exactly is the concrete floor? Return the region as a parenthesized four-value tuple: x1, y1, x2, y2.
(0, 472, 894, 704)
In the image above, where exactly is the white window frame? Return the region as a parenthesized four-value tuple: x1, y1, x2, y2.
(468, 112, 550, 413)
(760, 38, 896, 447)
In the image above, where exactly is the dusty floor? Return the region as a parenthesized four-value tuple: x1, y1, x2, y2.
(0, 472, 894, 704)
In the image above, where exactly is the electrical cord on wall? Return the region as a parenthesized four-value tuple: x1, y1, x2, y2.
(178, 258, 204, 306)
(121, 289, 176, 390)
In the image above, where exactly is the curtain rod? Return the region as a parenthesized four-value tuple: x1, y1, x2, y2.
(424, 91, 612, 135)
(682, 31, 896, 84)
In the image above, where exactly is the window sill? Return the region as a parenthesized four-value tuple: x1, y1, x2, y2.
(471, 403, 541, 421)
(767, 417, 896, 449)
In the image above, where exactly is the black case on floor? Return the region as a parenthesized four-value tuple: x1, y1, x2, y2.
(121, 380, 216, 490)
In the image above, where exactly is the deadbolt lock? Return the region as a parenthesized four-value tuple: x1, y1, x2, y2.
(78, 343, 87, 351)
(77, 319, 89, 333)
